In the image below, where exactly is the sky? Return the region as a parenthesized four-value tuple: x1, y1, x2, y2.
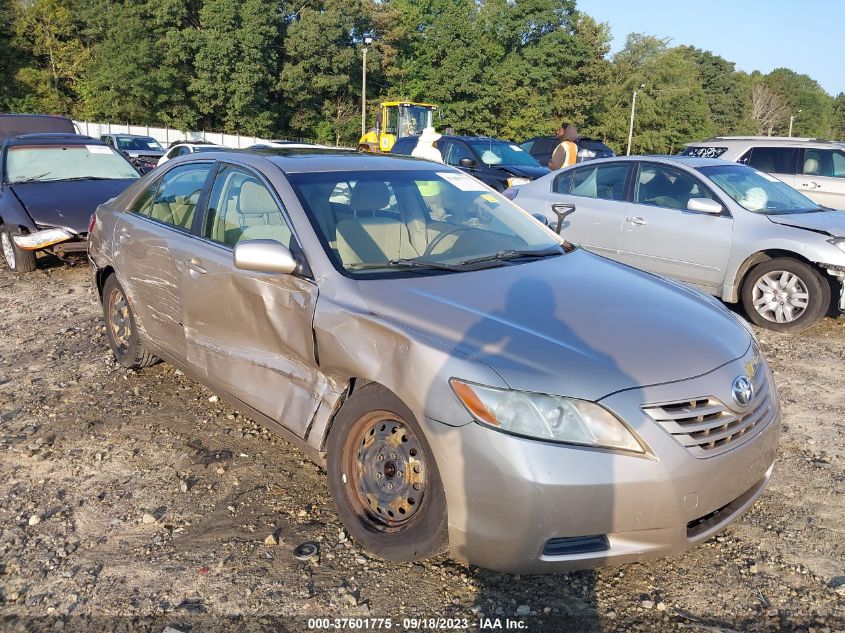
(576, 0, 844, 96)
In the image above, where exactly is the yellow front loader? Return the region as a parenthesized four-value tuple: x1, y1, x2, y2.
(358, 101, 438, 153)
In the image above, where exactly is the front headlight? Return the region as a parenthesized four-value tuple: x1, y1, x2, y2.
(828, 237, 845, 255)
(507, 177, 531, 187)
(450, 379, 644, 452)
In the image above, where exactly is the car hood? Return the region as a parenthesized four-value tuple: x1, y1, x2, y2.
(10, 179, 137, 234)
(356, 250, 751, 401)
(766, 210, 845, 237)
(495, 164, 550, 180)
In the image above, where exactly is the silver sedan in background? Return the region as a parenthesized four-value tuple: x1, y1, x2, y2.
(507, 156, 845, 332)
(89, 150, 779, 572)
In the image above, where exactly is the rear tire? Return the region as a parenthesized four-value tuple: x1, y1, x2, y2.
(741, 258, 829, 332)
(1, 225, 37, 273)
(102, 274, 158, 368)
(326, 383, 448, 562)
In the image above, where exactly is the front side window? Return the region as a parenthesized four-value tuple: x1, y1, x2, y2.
(802, 149, 845, 178)
(698, 164, 820, 214)
(289, 169, 563, 276)
(635, 163, 715, 210)
(564, 163, 630, 201)
(6, 144, 140, 184)
(740, 147, 798, 174)
(204, 165, 292, 248)
(443, 141, 474, 167)
(145, 163, 212, 230)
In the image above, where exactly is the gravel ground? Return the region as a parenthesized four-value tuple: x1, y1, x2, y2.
(0, 258, 843, 633)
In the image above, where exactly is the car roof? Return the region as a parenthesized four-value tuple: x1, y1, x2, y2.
(581, 155, 728, 168)
(6, 133, 105, 146)
(175, 148, 444, 174)
(687, 136, 836, 146)
(110, 133, 156, 139)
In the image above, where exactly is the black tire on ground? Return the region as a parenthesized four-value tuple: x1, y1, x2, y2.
(326, 383, 449, 562)
(102, 274, 158, 369)
(1, 225, 37, 273)
(741, 257, 830, 332)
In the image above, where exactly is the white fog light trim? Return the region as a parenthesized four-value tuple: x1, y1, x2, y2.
(450, 379, 644, 453)
(13, 228, 75, 250)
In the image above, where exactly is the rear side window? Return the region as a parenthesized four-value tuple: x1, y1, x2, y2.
(390, 138, 417, 156)
(130, 177, 161, 216)
(143, 163, 212, 230)
(802, 149, 845, 178)
(740, 147, 798, 174)
(681, 146, 727, 159)
(556, 163, 630, 201)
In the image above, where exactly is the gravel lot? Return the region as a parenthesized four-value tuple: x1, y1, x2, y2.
(1, 258, 844, 632)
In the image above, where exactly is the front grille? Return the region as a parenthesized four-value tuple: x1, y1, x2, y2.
(643, 366, 773, 458)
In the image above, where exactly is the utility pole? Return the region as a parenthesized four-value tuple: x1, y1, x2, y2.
(361, 36, 373, 138)
(788, 109, 802, 137)
(626, 84, 645, 156)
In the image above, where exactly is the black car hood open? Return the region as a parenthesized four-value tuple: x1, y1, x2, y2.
(11, 179, 137, 234)
(495, 164, 550, 180)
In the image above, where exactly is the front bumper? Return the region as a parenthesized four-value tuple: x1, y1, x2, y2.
(13, 228, 87, 253)
(421, 350, 780, 573)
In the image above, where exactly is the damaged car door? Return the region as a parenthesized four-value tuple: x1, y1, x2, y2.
(113, 162, 215, 360)
(178, 162, 323, 437)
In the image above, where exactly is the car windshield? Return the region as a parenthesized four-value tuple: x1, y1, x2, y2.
(115, 136, 163, 151)
(697, 164, 821, 214)
(398, 106, 432, 137)
(468, 140, 539, 166)
(288, 169, 563, 277)
(6, 145, 140, 184)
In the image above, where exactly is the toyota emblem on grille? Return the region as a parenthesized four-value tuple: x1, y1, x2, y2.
(732, 375, 754, 407)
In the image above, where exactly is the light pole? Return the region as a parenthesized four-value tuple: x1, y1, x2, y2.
(626, 84, 645, 156)
(361, 36, 373, 138)
(788, 109, 802, 137)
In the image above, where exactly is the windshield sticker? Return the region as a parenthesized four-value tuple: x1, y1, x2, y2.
(480, 194, 499, 203)
(86, 145, 112, 154)
(437, 172, 487, 192)
(509, 145, 524, 151)
(147, 142, 160, 149)
(758, 172, 780, 182)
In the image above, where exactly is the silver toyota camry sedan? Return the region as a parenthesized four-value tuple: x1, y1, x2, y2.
(88, 149, 780, 573)
(506, 155, 845, 332)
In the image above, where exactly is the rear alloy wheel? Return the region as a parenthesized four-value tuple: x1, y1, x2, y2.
(326, 384, 448, 562)
(102, 275, 158, 369)
(1, 226, 37, 273)
(741, 258, 829, 332)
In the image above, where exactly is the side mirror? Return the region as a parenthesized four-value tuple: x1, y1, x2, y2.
(233, 239, 297, 274)
(531, 213, 550, 227)
(550, 203, 576, 234)
(687, 198, 722, 214)
(459, 158, 476, 168)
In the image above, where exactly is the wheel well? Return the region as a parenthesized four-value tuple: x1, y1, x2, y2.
(96, 265, 115, 300)
(734, 250, 820, 300)
(317, 378, 377, 452)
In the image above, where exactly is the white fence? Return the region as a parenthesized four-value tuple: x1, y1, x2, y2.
(72, 120, 277, 149)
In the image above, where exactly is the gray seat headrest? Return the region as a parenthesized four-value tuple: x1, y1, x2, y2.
(238, 180, 277, 216)
(350, 182, 392, 214)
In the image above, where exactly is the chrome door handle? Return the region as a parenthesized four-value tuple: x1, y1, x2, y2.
(625, 216, 647, 225)
(185, 258, 207, 274)
(801, 181, 819, 189)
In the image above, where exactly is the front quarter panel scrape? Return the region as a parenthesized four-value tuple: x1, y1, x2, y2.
(307, 275, 507, 453)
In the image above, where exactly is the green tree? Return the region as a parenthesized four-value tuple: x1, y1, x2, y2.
(764, 68, 834, 138)
(832, 93, 845, 141)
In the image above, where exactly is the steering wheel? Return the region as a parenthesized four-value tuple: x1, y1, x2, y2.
(423, 225, 475, 257)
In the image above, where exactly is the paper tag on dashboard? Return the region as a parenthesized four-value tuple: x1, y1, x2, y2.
(86, 145, 112, 154)
(437, 172, 487, 192)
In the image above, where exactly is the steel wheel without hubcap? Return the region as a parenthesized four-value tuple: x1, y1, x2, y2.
(108, 286, 133, 353)
(752, 270, 809, 324)
(343, 411, 427, 533)
(1, 231, 15, 269)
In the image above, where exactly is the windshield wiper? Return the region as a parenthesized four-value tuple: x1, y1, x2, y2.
(348, 258, 463, 272)
(57, 176, 117, 182)
(455, 247, 564, 267)
(11, 172, 52, 183)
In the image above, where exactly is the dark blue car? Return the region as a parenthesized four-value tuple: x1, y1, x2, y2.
(0, 131, 139, 272)
(391, 135, 549, 191)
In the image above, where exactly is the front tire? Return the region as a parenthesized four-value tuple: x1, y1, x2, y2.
(326, 383, 448, 562)
(102, 274, 158, 368)
(741, 258, 829, 332)
(1, 226, 37, 273)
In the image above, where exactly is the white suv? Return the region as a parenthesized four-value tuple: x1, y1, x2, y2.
(682, 137, 845, 210)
